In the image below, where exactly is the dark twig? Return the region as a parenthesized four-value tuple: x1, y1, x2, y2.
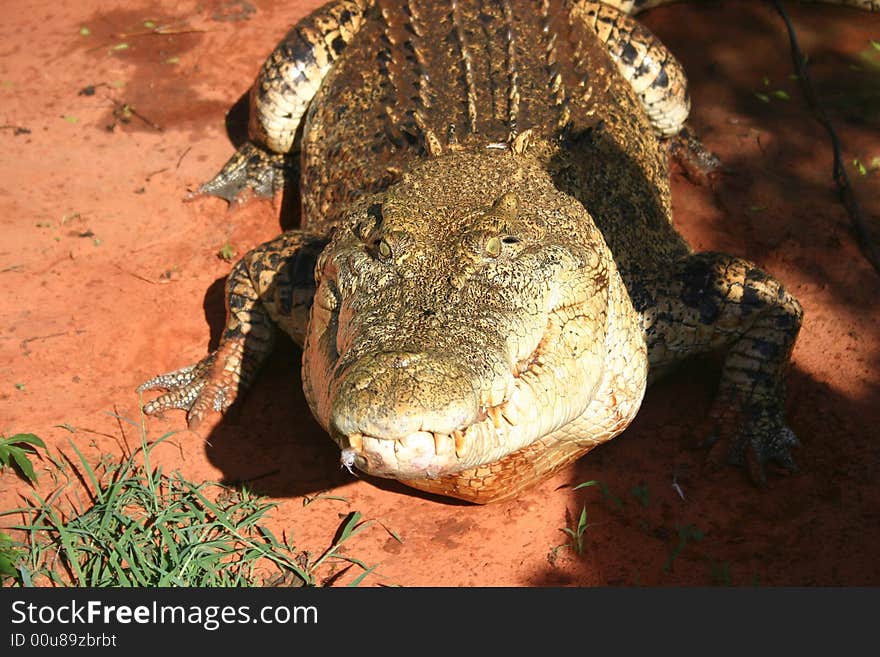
(176, 146, 192, 169)
(111, 404, 132, 460)
(112, 262, 178, 285)
(106, 96, 163, 131)
(768, 0, 880, 275)
(0, 124, 31, 135)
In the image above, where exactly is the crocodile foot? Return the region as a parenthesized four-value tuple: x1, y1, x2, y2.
(138, 337, 246, 429)
(670, 125, 721, 186)
(704, 396, 800, 486)
(190, 142, 290, 204)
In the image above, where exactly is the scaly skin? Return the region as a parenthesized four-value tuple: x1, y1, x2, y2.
(140, 0, 870, 503)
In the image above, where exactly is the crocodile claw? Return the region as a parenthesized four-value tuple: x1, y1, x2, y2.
(190, 142, 289, 204)
(138, 340, 245, 429)
(669, 125, 722, 186)
(704, 404, 800, 486)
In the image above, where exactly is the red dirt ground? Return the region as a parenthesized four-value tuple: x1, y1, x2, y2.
(2, 0, 878, 587)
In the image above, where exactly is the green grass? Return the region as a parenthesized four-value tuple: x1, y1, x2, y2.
(0, 433, 46, 484)
(217, 241, 237, 262)
(753, 75, 791, 104)
(560, 505, 591, 556)
(553, 479, 608, 557)
(709, 559, 732, 586)
(0, 531, 27, 580)
(573, 478, 622, 509)
(1, 423, 376, 587)
(629, 483, 650, 508)
(662, 523, 704, 573)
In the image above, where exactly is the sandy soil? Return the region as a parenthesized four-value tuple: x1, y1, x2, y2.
(2, 0, 878, 586)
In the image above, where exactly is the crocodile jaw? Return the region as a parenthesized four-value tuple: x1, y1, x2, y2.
(332, 334, 601, 479)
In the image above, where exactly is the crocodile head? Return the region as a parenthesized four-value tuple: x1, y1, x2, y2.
(302, 147, 647, 501)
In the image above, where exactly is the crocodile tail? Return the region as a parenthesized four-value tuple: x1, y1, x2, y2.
(600, 0, 879, 14)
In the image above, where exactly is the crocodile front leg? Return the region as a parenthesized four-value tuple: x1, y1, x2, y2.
(572, 1, 720, 180)
(139, 231, 326, 428)
(572, 1, 689, 137)
(636, 253, 804, 484)
(199, 0, 372, 202)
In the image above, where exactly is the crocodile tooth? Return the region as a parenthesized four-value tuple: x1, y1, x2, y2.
(478, 422, 494, 451)
(491, 422, 505, 448)
(502, 384, 533, 427)
(501, 402, 520, 426)
(433, 432, 452, 456)
(486, 405, 504, 429)
(486, 378, 509, 407)
(453, 430, 466, 458)
(347, 432, 364, 452)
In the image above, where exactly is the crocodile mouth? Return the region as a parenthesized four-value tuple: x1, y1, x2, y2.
(338, 399, 517, 478)
(334, 337, 570, 480)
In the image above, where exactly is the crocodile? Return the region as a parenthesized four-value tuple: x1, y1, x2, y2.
(138, 0, 878, 504)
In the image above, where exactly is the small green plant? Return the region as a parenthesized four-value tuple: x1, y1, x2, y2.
(302, 493, 350, 507)
(662, 523, 704, 573)
(299, 511, 378, 587)
(560, 505, 591, 556)
(753, 75, 791, 103)
(858, 39, 880, 70)
(630, 483, 650, 507)
(551, 478, 621, 558)
(217, 242, 237, 261)
(573, 478, 622, 508)
(0, 532, 27, 585)
(0, 433, 46, 484)
(709, 559, 732, 586)
(1, 423, 376, 587)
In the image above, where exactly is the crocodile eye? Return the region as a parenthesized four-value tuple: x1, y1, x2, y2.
(485, 236, 502, 258)
(377, 238, 392, 260)
(502, 236, 521, 244)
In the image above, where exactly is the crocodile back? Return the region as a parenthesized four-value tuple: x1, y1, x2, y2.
(300, 0, 690, 277)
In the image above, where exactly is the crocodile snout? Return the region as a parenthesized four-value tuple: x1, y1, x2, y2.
(330, 351, 480, 440)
